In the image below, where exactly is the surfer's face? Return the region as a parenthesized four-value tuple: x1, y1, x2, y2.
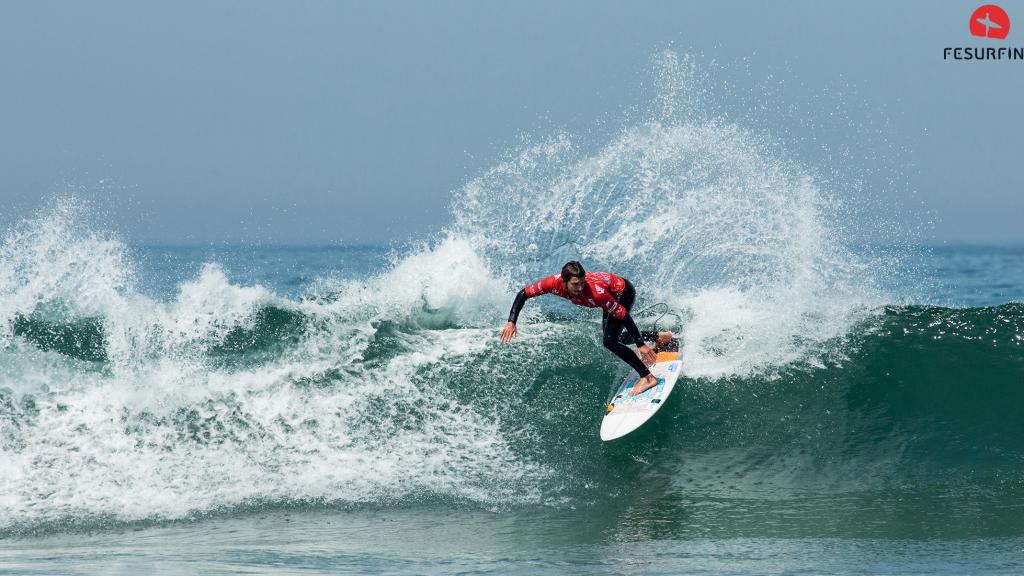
(565, 276, 584, 297)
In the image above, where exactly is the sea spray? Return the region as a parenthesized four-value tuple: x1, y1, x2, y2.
(450, 52, 884, 378)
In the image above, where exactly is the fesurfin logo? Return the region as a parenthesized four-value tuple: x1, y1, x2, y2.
(970, 4, 1010, 39)
(945, 4, 1024, 60)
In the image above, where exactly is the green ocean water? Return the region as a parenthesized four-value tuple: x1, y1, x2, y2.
(2, 263, 1022, 574)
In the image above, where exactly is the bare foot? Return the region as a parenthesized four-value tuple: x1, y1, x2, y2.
(630, 374, 659, 396)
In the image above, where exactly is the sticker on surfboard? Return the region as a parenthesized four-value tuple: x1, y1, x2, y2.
(600, 351, 682, 441)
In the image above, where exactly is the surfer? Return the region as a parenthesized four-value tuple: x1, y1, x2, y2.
(501, 261, 665, 395)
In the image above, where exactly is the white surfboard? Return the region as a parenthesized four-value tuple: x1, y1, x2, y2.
(600, 351, 682, 441)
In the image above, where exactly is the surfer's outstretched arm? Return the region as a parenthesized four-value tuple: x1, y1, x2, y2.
(503, 277, 560, 343)
(501, 289, 529, 343)
(507, 289, 529, 324)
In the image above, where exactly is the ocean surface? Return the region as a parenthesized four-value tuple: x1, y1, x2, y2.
(3, 57, 1024, 575)
(2, 232, 1021, 576)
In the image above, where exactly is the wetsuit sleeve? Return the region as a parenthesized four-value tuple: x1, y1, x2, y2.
(508, 289, 528, 323)
(508, 276, 560, 323)
(622, 313, 644, 345)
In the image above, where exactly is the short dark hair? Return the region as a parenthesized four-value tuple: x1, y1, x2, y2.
(561, 261, 585, 283)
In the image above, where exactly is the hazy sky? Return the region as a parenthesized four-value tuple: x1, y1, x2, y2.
(1, 1, 1021, 244)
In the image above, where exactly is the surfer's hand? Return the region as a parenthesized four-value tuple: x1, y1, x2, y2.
(500, 321, 517, 343)
(638, 344, 657, 364)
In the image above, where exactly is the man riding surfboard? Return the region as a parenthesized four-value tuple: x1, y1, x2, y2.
(500, 261, 663, 396)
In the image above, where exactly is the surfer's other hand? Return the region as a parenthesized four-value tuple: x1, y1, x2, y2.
(500, 321, 517, 343)
(638, 344, 657, 364)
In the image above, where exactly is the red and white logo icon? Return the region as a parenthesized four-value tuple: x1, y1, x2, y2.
(970, 4, 1010, 39)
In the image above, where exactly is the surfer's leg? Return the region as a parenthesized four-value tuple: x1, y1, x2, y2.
(603, 281, 657, 392)
(602, 316, 651, 378)
(613, 282, 643, 345)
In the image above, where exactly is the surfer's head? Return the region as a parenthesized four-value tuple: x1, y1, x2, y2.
(561, 261, 586, 297)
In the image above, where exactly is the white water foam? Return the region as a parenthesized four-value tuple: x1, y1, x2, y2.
(0, 205, 545, 529)
(450, 51, 886, 379)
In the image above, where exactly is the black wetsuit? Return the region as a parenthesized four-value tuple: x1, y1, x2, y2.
(600, 280, 651, 378)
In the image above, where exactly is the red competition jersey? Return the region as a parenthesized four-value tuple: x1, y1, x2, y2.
(524, 272, 629, 319)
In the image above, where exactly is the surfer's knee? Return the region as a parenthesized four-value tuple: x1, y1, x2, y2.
(602, 333, 616, 349)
